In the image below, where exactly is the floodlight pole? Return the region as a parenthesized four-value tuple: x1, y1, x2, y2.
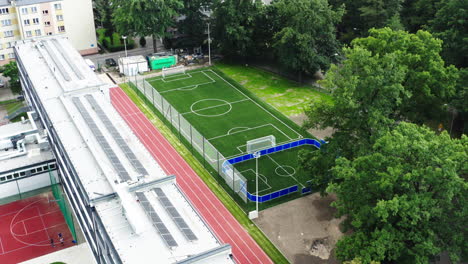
(253, 151, 261, 214)
(122, 35, 128, 57)
(207, 22, 211, 66)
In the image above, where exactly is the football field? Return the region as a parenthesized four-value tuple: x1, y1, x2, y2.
(146, 68, 315, 197)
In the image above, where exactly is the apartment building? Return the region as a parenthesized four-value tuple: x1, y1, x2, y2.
(0, 0, 97, 65)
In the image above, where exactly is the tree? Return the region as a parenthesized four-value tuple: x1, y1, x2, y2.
(352, 28, 459, 123)
(400, 0, 441, 32)
(302, 46, 408, 192)
(429, 0, 468, 68)
(212, 0, 262, 60)
(328, 122, 467, 263)
(112, 0, 183, 53)
(176, 0, 213, 49)
(0, 61, 21, 94)
(94, 0, 115, 37)
(271, 0, 344, 81)
(302, 28, 459, 193)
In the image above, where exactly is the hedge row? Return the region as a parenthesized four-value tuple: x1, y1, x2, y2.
(96, 28, 135, 52)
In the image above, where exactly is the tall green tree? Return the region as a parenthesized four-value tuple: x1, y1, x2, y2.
(212, 0, 262, 60)
(94, 0, 115, 37)
(429, 0, 468, 68)
(400, 0, 441, 32)
(176, 0, 213, 48)
(271, 0, 344, 81)
(0, 61, 21, 94)
(329, 123, 467, 263)
(113, 0, 183, 53)
(302, 28, 459, 193)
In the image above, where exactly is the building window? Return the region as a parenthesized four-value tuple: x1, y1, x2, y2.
(8, 53, 14, 59)
(4, 30, 13, 37)
(0, 44, 3, 50)
(20, 171, 26, 176)
(0, 54, 5, 61)
(6, 42, 11, 48)
(13, 173, 19, 178)
(24, 19, 30, 26)
(42, 10, 48, 15)
(58, 25, 65, 32)
(0, 8, 9, 15)
(31, 7, 38, 13)
(1, 19, 11, 27)
(21, 8, 28, 15)
(47, 32, 52, 35)
(35, 29, 41, 36)
(56, 15, 63, 21)
(33, 18, 39, 24)
(54, 3, 62, 10)
(0, 176, 5, 181)
(44, 21, 50, 26)
(26, 30, 32, 37)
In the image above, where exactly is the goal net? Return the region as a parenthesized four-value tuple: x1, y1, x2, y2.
(246, 135, 276, 154)
(162, 65, 186, 78)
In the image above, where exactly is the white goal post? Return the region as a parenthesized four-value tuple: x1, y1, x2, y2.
(162, 65, 186, 78)
(246, 135, 276, 154)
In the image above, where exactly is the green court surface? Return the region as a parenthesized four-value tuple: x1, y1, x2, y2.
(147, 68, 315, 196)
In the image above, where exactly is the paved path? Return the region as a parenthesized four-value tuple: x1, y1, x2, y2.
(110, 87, 273, 264)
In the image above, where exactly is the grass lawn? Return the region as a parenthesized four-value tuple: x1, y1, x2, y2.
(4, 101, 24, 115)
(120, 83, 290, 264)
(215, 62, 333, 117)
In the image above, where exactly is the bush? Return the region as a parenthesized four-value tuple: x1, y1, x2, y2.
(96, 28, 135, 52)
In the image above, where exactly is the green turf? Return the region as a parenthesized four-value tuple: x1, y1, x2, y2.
(120, 83, 290, 264)
(215, 62, 333, 116)
(143, 67, 316, 201)
(147, 69, 305, 157)
(234, 145, 315, 195)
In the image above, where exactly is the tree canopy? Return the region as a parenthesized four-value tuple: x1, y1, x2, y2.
(329, 122, 467, 263)
(271, 0, 344, 77)
(176, 0, 212, 48)
(112, 0, 183, 52)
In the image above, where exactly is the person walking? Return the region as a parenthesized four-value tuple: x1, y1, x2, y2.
(57, 232, 64, 246)
(60, 236, 64, 246)
(50, 238, 55, 247)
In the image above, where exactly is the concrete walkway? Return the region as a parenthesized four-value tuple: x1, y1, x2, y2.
(19, 244, 96, 264)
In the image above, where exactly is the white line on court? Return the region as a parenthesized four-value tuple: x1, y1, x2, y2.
(266, 155, 305, 188)
(0, 236, 4, 254)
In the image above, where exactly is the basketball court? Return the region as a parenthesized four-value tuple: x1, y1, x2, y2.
(0, 192, 73, 264)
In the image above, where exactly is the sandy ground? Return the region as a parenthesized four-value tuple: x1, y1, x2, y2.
(254, 193, 344, 264)
(289, 113, 334, 140)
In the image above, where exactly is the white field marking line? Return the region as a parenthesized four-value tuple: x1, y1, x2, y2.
(158, 72, 216, 94)
(228, 127, 249, 135)
(207, 69, 303, 139)
(113, 90, 269, 264)
(182, 98, 249, 116)
(0, 236, 4, 254)
(271, 123, 293, 140)
(275, 165, 297, 177)
(240, 169, 272, 194)
(208, 124, 271, 141)
(118, 88, 270, 263)
(37, 206, 50, 240)
(113, 90, 255, 263)
(10, 209, 61, 237)
(0, 238, 54, 256)
(266, 155, 305, 188)
(10, 201, 50, 247)
(161, 73, 192, 83)
(22, 221, 27, 235)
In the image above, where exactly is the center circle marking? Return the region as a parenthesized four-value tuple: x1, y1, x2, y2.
(190, 99, 232, 117)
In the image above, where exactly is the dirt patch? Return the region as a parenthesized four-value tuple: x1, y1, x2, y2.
(254, 193, 344, 263)
(289, 113, 335, 139)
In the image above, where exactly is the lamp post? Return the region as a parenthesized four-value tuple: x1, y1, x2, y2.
(122, 35, 128, 57)
(253, 151, 261, 215)
(207, 22, 211, 66)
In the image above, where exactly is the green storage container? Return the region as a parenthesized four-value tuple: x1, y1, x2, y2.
(147, 55, 177, 70)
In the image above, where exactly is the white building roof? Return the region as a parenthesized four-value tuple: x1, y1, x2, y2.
(0, 112, 54, 174)
(14, 37, 233, 264)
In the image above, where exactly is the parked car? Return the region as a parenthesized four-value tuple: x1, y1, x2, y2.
(105, 58, 117, 67)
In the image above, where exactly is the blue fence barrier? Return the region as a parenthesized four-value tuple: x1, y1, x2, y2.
(223, 138, 324, 202)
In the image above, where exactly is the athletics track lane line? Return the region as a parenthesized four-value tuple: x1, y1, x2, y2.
(111, 88, 263, 264)
(111, 88, 273, 264)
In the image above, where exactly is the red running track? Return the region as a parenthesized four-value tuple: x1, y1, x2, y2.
(0, 192, 74, 264)
(111, 87, 273, 264)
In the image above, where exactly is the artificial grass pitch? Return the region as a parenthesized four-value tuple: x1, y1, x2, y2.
(147, 68, 315, 195)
